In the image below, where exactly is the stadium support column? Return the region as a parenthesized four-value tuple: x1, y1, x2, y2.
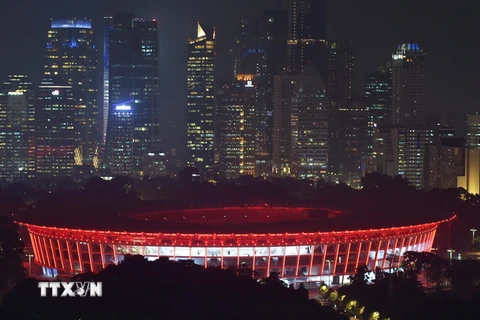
(57, 239, 65, 270)
(66, 241, 74, 271)
(354, 243, 362, 272)
(100, 244, 106, 269)
(48, 238, 58, 270)
(76, 242, 84, 272)
(344, 243, 351, 273)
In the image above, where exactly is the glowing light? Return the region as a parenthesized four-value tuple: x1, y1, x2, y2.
(115, 105, 131, 111)
(52, 90, 60, 96)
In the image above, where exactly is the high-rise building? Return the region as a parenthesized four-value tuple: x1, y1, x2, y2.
(374, 125, 405, 177)
(337, 100, 368, 188)
(108, 104, 134, 175)
(292, 65, 329, 179)
(187, 22, 215, 174)
(0, 75, 35, 181)
(365, 64, 392, 171)
(256, 9, 288, 173)
(286, 0, 327, 80)
(105, 14, 160, 175)
(391, 43, 430, 189)
(466, 113, 480, 148)
(272, 72, 298, 177)
(216, 76, 257, 179)
(44, 18, 99, 168)
(392, 44, 425, 127)
(397, 128, 434, 189)
(327, 41, 354, 177)
(103, 17, 114, 146)
(428, 137, 465, 191)
(35, 78, 75, 177)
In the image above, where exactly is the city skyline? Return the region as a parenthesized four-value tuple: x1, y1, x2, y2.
(0, 0, 478, 159)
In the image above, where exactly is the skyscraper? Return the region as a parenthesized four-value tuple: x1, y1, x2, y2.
(187, 22, 215, 174)
(105, 14, 160, 175)
(272, 72, 298, 177)
(365, 63, 392, 171)
(391, 43, 431, 189)
(327, 41, 354, 177)
(392, 43, 425, 127)
(292, 65, 329, 179)
(0, 75, 35, 181)
(35, 78, 76, 177)
(44, 18, 99, 168)
(286, 0, 327, 79)
(108, 104, 134, 175)
(103, 17, 114, 146)
(466, 113, 480, 148)
(216, 76, 257, 179)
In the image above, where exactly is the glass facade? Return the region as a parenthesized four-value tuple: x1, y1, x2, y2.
(45, 18, 99, 168)
(187, 23, 216, 174)
(35, 79, 76, 177)
(105, 14, 160, 175)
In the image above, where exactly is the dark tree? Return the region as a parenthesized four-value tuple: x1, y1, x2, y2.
(0, 216, 25, 300)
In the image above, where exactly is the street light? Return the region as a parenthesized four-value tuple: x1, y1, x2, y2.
(470, 229, 477, 253)
(26, 254, 33, 276)
(447, 249, 455, 263)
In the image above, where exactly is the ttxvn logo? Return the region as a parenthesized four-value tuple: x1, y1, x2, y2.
(38, 282, 102, 297)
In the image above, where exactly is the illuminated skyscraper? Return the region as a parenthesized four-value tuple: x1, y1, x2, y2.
(216, 76, 257, 179)
(187, 22, 215, 174)
(327, 41, 354, 177)
(44, 18, 99, 168)
(286, 0, 327, 79)
(105, 14, 160, 175)
(392, 43, 425, 127)
(103, 17, 114, 146)
(365, 63, 392, 171)
(292, 65, 329, 179)
(35, 78, 76, 177)
(108, 105, 134, 175)
(0, 75, 35, 181)
(466, 113, 480, 148)
(392, 44, 431, 189)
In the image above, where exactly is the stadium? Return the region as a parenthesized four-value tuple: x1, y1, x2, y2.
(18, 206, 455, 286)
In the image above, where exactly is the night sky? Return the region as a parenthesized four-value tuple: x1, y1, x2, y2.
(0, 0, 478, 157)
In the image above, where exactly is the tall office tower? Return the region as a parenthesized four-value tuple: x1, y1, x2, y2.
(466, 113, 480, 148)
(108, 105, 134, 175)
(286, 0, 327, 79)
(374, 125, 405, 177)
(392, 44, 425, 127)
(35, 78, 75, 177)
(365, 63, 392, 171)
(397, 128, 434, 189)
(337, 100, 368, 188)
(105, 14, 160, 175)
(103, 17, 114, 146)
(327, 41, 354, 177)
(233, 19, 261, 76)
(258, 9, 288, 172)
(216, 76, 257, 179)
(292, 65, 329, 179)
(0, 75, 35, 181)
(272, 72, 298, 177)
(44, 19, 99, 168)
(392, 43, 430, 189)
(187, 22, 215, 174)
(428, 137, 465, 191)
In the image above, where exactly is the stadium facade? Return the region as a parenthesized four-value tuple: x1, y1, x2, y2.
(18, 207, 454, 286)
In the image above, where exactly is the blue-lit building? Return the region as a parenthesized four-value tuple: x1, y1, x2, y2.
(105, 14, 160, 175)
(103, 17, 113, 147)
(108, 104, 134, 175)
(44, 18, 99, 169)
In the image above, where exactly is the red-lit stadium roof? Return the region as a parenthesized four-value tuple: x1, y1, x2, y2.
(16, 206, 456, 235)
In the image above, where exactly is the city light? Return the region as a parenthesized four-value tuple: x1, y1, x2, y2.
(115, 105, 131, 111)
